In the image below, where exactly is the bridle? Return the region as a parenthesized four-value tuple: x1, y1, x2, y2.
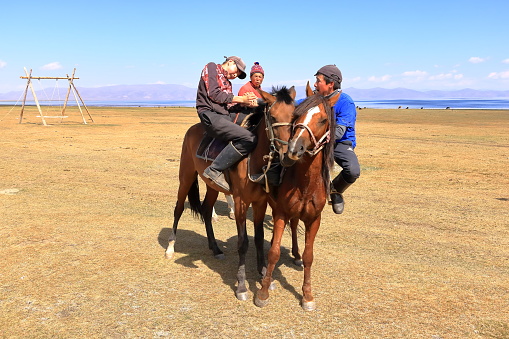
(264, 100, 292, 154)
(248, 100, 293, 192)
(292, 104, 330, 156)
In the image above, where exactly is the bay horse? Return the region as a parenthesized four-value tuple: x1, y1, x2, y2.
(256, 83, 340, 310)
(165, 86, 296, 300)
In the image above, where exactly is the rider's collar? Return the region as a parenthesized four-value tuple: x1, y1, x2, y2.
(324, 89, 340, 99)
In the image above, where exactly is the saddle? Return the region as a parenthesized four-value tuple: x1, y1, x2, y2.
(196, 112, 257, 161)
(196, 135, 226, 162)
(196, 110, 282, 191)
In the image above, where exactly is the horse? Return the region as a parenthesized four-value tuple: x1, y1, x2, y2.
(256, 83, 340, 310)
(165, 86, 296, 300)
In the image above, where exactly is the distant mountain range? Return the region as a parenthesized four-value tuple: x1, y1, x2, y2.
(1, 84, 508, 101)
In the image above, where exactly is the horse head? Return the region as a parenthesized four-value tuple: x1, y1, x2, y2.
(285, 82, 339, 162)
(258, 86, 296, 162)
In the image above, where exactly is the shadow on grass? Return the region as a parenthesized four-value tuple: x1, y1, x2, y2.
(157, 222, 303, 304)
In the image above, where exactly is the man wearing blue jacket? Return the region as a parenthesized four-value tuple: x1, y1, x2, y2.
(313, 65, 360, 214)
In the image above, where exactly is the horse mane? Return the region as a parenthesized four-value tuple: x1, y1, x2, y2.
(271, 86, 294, 105)
(244, 86, 295, 129)
(293, 94, 337, 195)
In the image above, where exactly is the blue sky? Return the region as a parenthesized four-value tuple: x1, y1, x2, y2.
(1, 0, 508, 94)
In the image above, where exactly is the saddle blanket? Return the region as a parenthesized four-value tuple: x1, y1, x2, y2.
(196, 135, 226, 161)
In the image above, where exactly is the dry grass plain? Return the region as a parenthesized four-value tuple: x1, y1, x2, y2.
(1, 105, 508, 338)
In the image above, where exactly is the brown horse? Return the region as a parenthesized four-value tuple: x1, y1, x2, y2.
(256, 83, 340, 310)
(165, 86, 296, 300)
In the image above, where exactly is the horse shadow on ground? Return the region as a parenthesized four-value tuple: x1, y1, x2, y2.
(157, 218, 304, 304)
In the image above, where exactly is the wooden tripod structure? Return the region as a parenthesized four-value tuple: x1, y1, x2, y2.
(19, 67, 94, 125)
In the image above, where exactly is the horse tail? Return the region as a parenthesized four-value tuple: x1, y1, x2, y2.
(187, 177, 204, 222)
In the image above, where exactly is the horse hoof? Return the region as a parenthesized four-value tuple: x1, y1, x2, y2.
(212, 216, 219, 222)
(294, 259, 303, 267)
(269, 281, 277, 290)
(255, 296, 269, 308)
(214, 253, 225, 260)
(165, 246, 174, 259)
(236, 291, 249, 301)
(301, 300, 316, 311)
(229, 212, 235, 220)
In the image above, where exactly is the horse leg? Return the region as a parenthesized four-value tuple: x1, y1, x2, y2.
(290, 218, 303, 267)
(202, 188, 224, 259)
(252, 199, 268, 275)
(234, 199, 250, 301)
(255, 215, 285, 308)
(212, 206, 219, 222)
(165, 200, 184, 259)
(226, 194, 235, 219)
(301, 216, 321, 311)
(166, 173, 197, 259)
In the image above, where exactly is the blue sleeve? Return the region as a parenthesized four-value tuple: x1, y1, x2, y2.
(334, 94, 356, 127)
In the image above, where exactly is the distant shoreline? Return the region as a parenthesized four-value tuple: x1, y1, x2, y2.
(2, 98, 509, 110)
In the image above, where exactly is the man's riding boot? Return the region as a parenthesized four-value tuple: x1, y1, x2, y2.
(330, 174, 353, 214)
(203, 143, 244, 191)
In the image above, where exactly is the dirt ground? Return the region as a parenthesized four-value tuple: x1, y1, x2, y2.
(1, 105, 508, 338)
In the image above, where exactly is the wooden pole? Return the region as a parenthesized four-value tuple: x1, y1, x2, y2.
(24, 67, 47, 126)
(62, 69, 75, 115)
(65, 69, 93, 123)
(70, 81, 87, 124)
(72, 82, 94, 123)
(19, 69, 32, 123)
(20, 76, 80, 80)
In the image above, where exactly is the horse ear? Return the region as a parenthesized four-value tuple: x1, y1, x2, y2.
(305, 81, 314, 97)
(328, 91, 341, 107)
(288, 86, 296, 100)
(257, 89, 276, 105)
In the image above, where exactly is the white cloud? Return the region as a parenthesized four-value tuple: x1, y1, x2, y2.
(502, 59, 509, 64)
(153, 81, 166, 84)
(429, 72, 463, 80)
(402, 70, 428, 77)
(488, 71, 509, 79)
(0, 60, 6, 68)
(368, 75, 391, 82)
(41, 62, 63, 70)
(469, 57, 486, 64)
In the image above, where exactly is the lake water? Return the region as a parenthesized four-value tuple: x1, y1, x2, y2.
(2, 99, 509, 109)
(355, 99, 509, 110)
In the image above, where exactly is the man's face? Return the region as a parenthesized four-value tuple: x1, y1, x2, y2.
(314, 74, 334, 96)
(225, 60, 241, 79)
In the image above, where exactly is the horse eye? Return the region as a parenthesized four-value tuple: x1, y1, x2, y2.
(320, 118, 328, 125)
